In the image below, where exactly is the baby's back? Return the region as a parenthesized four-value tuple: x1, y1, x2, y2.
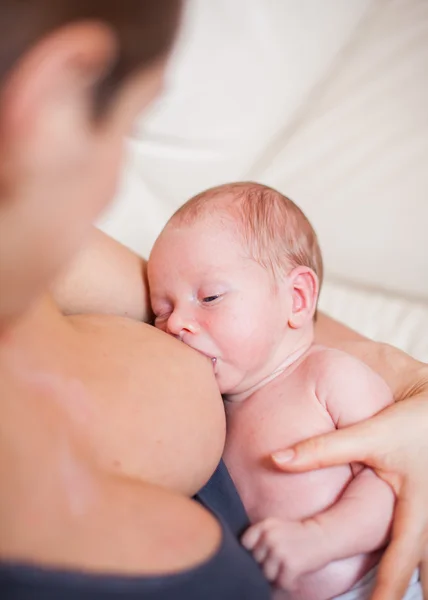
(223, 346, 383, 600)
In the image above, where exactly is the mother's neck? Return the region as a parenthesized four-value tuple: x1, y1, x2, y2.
(0, 293, 85, 442)
(0, 293, 72, 361)
(0, 294, 101, 536)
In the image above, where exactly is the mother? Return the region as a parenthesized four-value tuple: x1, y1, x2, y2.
(0, 1, 427, 599)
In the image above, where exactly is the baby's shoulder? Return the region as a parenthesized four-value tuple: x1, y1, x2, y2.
(301, 346, 393, 424)
(300, 345, 367, 379)
(301, 345, 389, 397)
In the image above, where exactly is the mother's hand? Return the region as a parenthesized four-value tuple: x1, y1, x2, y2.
(271, 378, 428, 600)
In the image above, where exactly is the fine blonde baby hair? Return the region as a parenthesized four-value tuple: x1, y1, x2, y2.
(171, 181, 323, 292)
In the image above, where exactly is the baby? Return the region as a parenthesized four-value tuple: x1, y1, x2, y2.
(147, 182, 422, 600)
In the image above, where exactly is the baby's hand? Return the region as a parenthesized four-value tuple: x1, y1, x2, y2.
(242, 517, 325, 590)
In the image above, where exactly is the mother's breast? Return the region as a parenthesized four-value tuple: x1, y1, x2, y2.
(68, 314, 227, 496)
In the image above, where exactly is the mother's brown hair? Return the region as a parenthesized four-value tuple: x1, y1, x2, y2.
(0, 0, 182, 116)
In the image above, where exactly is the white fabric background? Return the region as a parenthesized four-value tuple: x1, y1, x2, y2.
(99, 0, 428, 361)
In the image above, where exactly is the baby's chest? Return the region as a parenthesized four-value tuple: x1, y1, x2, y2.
(225, 380, 333, 459)
(223, 381, 351, 522)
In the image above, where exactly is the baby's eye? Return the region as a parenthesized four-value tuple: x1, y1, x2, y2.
(202, 295, 220, 304)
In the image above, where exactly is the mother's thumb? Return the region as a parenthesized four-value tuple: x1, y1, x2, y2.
(271, 420, 375, 472)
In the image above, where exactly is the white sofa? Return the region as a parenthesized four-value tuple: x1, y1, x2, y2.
(99, 0, 428, 361)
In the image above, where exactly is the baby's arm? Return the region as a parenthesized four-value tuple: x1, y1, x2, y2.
(303, 350, 396, 562)
(243, 350, 395, 587)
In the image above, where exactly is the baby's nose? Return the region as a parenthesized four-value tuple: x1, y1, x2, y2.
(166, 310, 199, 339)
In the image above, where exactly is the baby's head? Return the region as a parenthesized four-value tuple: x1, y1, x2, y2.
(148, 182, 323, 398)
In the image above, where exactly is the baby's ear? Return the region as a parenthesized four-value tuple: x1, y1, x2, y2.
(287, 267, 319, 329)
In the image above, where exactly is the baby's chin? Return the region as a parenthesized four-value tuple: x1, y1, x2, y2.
(212, 358, 261, 399)
(217, 372, 250, 400)
(216, 373, 235, 397)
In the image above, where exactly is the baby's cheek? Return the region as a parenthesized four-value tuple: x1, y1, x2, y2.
(223, 319, 261, 358)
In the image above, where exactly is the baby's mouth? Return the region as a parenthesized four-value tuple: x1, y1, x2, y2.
(192, 348, 218, 371)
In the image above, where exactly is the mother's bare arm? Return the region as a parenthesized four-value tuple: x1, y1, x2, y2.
(52, 228, 152, 323)
(314, 312, 427, 402)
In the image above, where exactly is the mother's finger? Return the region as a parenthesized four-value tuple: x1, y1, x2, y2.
(271, 417, 382, 472)
(370, 494, 425, 600)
